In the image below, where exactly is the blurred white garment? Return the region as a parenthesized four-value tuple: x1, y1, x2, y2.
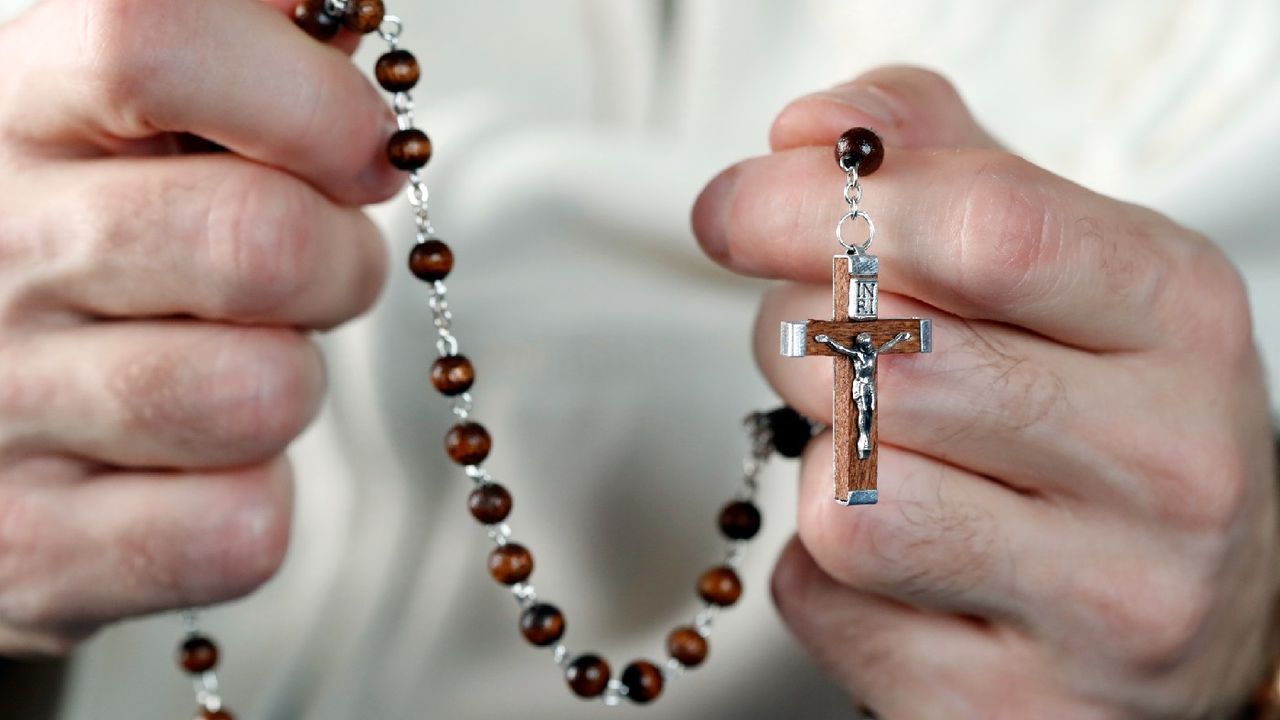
(0, 0, 1273, 718)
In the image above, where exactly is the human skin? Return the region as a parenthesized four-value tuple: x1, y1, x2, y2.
(0, 0, 397, 654)
(692, 68, 1280, 719)
(0, 0, 1275, 717)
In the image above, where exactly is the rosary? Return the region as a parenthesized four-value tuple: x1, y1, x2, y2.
(170, 2, 932, 716)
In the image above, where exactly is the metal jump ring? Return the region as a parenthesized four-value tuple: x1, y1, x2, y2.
(836, 210, 876, 254)
(378, 15, 403, 44)
(844, 179, 863, 208)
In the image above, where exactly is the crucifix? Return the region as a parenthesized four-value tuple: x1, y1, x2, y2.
(780, 253, 932, 505)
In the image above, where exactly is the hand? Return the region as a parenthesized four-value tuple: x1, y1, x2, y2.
(0, 0, 398, 654)
(694, 67, 1280, 719)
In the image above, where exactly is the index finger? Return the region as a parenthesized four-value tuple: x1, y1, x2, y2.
(695, 145, 1217, 352)
(0, 0, 402, 205)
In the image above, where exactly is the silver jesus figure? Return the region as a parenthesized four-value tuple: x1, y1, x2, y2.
(815, 331, 911, 459)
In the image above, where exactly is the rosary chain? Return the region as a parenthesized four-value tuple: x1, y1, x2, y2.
(376, 12, 779, 704)
(173, 3, 790, 712)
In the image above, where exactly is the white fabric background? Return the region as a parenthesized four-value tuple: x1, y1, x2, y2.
(0, 0, 1276, 718)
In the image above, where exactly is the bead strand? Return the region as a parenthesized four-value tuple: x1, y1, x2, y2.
(290, 2, 819, 706)
(177, 612, 234, 720)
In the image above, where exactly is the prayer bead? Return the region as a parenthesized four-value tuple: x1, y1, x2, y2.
(292, 0, 341, 41)
(488, 544, 533, 585)
(431, 355, 475, 396)
(697, 566, 742, 607)
(519, 603, 566, 646)
(718, 501, 761, 540)
(178, 635, 218, 674)
(387, 128, 433, 171)
(468, 483, 512, 524)
(408, 239, 453, 282)
(666, 627, 708, 667)
(835, 127, 885, 176)
(620, 660, 664, 704)
(343, 0, 384, 33)
(376, 50, 421, 92)
(565, 654, 611, 698)
(445, 422, 491, 465)
(766, 407, 813, 459)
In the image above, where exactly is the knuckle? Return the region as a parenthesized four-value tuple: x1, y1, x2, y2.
(206, 169, 319, 320)
(79, 0, 171, 124)
(1127, 583, 1215, 670)
(1149, 431, 1250, 532)
(950, 152, 1054, 309)
(1167, 238, 1254, 353)
(1077, 564, 1213, 670)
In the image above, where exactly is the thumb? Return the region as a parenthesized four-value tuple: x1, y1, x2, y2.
(769, 66, 1003, 152)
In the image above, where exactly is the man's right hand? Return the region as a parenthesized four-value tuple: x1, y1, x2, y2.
(0, 0, 399, 655)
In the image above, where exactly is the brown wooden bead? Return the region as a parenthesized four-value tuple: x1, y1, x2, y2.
(620, 660, 664, 704)
(766, 406, 814, 458)
(375, 50, 421, 93)
(197, 710, 235, 720)
(387, 128, 433, 171)
(467, 483, 512, 524)
(565, 654, 611, 698)
(718, 501, 762, 541)
(488, 543, 533, 585)
(178, 635, 218, 674)
(445, 422, 491, 465)
(408, 239, 453, 282)
(431, 355, 475, 396)
(343, 0, 384, 33)
(292, 0, 341, 40)
(835, 127, 885, 176)
(519, 603, 566, 646)
(697, 566, 742, 607)
(666, 626, 708, 667)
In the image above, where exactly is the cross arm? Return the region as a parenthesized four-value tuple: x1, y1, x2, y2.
(780, 319, 932, 358)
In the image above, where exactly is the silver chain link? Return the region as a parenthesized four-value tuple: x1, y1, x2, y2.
(836, 167, 876, 255)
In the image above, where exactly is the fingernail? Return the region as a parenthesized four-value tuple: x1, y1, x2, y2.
(693, 165, 741, 263)
(359, 115, 404, 197)
(822, 82, 900, 129)
(359, 157, 403, 198)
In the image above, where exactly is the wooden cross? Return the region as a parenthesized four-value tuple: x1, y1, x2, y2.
(780, 254, 931, 505)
